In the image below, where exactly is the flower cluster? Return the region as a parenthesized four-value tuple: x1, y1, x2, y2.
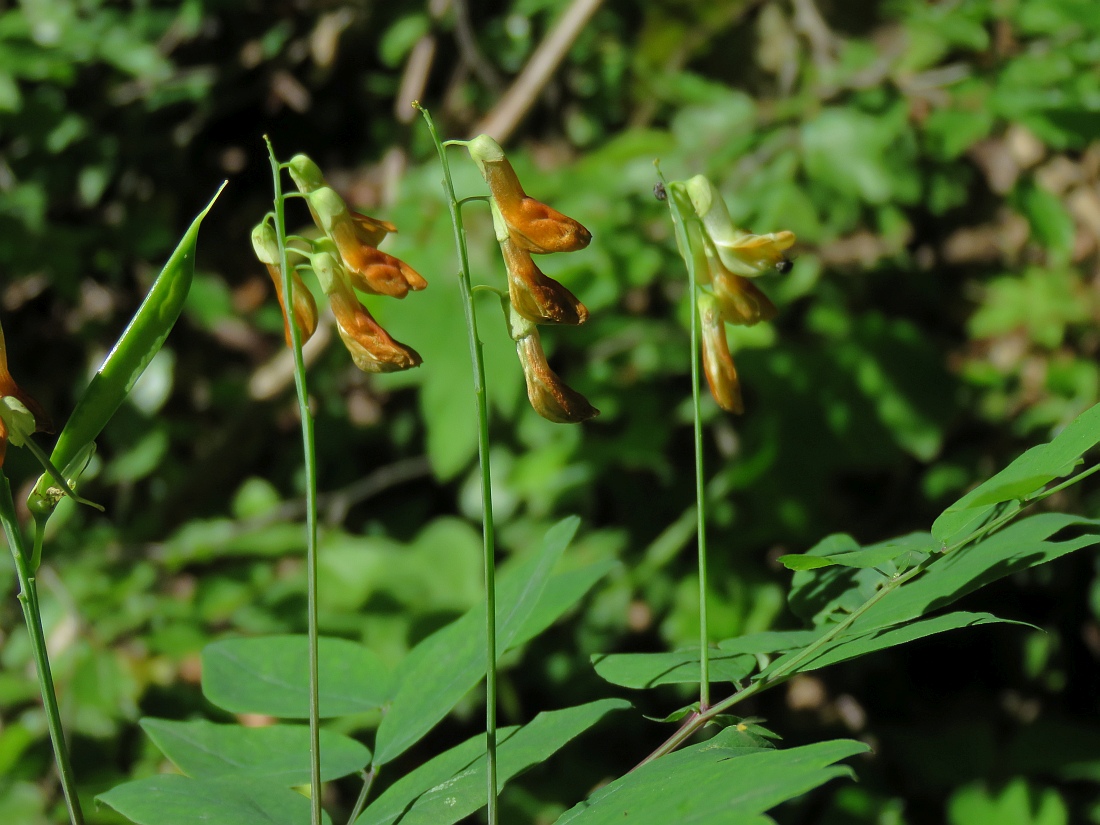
(0, 318, 51, 467)
(251, 154, 425, 373)
(467, 135, 597, 423)
(677, 174, 795, 413)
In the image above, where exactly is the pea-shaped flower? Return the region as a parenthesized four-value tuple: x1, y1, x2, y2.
(511, 311, 598, 424)
(698, 292, 743, 415)
(310, 244, 422, 373)
(686, 175, 795, 277)
(468, 134, 592, 255)
(0, 319, 52, 466)
(251, 222, 319, 347)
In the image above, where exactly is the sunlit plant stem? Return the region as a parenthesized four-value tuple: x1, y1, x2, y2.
(415, 102, 500, 825)
(264, 136, 323, 825)
(0, 474, 84, 825)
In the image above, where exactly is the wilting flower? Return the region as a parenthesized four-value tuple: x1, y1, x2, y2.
(309, 245, 421, 373)
(492, 200, 588, 325)
(306, 187, 427, 299)
(468, 134, 592, 255)
(685, 175, 795, 277)
(251, 222, 319, 347)
(703, 241, 778, 327)
(0, 319, 51, 467)
(513, 319, 598, 424)
(698, 292, 743, 415)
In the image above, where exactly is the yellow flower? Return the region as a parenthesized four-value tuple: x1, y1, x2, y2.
(468, 134, 592, 255)
(686, 175, 795, 277)
(251, 222, 319, 347)
(515, 327, 599, 423)
(309, 247, 421, 373)
(0, 319, 51, 467)
(698, 292, 743, 414)
(702, 239, 777, 327)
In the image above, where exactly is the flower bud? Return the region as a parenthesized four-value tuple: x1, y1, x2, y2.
(251, 222, 319, 346)
(515, 328, 598, 423)
(468, 134, 592, 255)
(310, 250, 421, 373)
(307, 187, 426, 298)
(686, 175, 795, 277)
(287, 154, 327, 194)
(698, 292, 744, 414)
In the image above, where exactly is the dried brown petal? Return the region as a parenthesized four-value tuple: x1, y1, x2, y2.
(516, 330, 598, 423)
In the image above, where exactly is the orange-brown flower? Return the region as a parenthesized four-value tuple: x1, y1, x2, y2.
(468, 134, 591, 255)
(702, 240, 778, 327)
(251, 223, 319, 347)
(492, 200, 588, 325)
(310, 247, 421, 373)
(698, 293, 744, 414)
(686, 175, 795, 277)
(515, 326, 599, 424)
(306, 187, 427, 299)
(0, 320, 52, 467)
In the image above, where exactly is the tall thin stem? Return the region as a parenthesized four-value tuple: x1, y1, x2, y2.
(415, 103, 499, 825)
(0, 473, 84, 825)
(662, 174, 711, 709)
(265, 136, 323, 825)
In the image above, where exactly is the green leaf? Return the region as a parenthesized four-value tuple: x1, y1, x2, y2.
(779, 541, 925, 571)
(554, 735, 868, 824)
(513, 559, 617, 644)
(717, 629, 822, 656)
(1014, 181, 1076, 263)
(948, 778, 1068, 825)
(759, 612, 1022, 679)
(932, 403, 1100, 547)
(139, 718, 370, 784)
(201, 635, 392, 718)
(358, 699, 629, 825)
(97, 775, 332, 825)
(373, 517, 582, 765)
(855, 514, 1100, 634)
(591, 649, 756, 689)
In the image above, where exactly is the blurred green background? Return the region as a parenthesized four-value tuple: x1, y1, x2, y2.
(3, 0, 1100, 822)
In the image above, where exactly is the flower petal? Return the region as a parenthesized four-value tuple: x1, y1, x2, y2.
(500, 235, 588, 325)
(516, 329, 598, 423)
(699, 293, 744, 414)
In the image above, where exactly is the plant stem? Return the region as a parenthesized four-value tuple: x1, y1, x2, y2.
(416, 102, 500, 825)
(661, 172, 710, 709)
(0, 473, 84, 825)
(345, 767, 377, 825)
(265, 136, 323, 825)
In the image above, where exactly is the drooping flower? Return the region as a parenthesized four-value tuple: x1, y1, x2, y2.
(491, 200, 588, 325)
(0, 319, 52, 467)
(306, 187, 427, 299)
(512, 317, 598, 424)
(698, 292, 743, 415)
(251, 222, 319, 347)
(685, 175, 795, 277)
(468, 134, 592, 255)
(309, 244, 422, 373)
(702, 240, 778, 327)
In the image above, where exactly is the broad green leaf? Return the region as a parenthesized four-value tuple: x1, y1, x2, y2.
(358, 699, 629, 825)
(758, 612, 1021, 680)
(513, 559, 617, 644)
(778, 542, 921, 571)
(948, 778, 1068, 825)
(854, 514, 1100, 634)
(717, 629, 822, 656)
(554, 735, 867, 824)
(201, 635, 392, 718)
(140, 718, 370, 784)
(591, 649, 756, 689)
(97, 775, 332, 825)
(932, 403, 1100, 547)
(373, 517, 580, 765)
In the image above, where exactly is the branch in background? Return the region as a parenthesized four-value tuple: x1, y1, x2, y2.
(474, 0, 604, 143)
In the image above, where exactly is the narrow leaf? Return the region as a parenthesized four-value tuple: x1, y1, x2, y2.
(554, 735, 868, 824)
(592, 649, 755, 689)
(373, 517, 581, 765)
(359, 699, 629, 825)
(201, 635, 392, 718)
(97, 775, 332, 825)
(140, 719, 370, 784)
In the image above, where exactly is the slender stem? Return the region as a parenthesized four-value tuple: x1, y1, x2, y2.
(265, 135, 323, 825)
(0, 473, 84, 825)
(661, 171, 710, 709)
(345, 767, 378, 825)
(415, 103, 500, 825)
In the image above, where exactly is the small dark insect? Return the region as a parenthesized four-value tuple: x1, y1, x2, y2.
(653, 182, 667, 201)
(775, 258, 793, 274)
